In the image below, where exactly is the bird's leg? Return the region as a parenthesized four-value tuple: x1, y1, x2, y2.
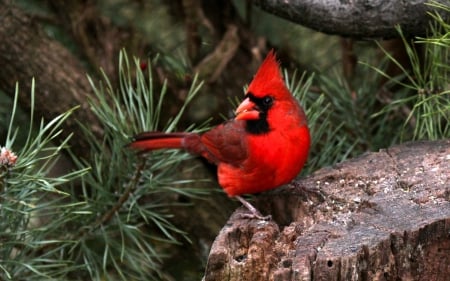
(235, 196, 271, 220)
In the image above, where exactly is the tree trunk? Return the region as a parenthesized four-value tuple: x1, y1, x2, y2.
(253, 0, 449, 39)
(0, 4, 101, 159)
(204, 140, 450, 281)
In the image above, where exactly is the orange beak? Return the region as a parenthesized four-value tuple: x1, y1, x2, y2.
(235, 97, 260, 120)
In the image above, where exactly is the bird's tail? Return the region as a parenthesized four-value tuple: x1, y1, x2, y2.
(128, 132, 189, 151)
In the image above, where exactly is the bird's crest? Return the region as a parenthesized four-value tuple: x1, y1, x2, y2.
(247, 50, 286, 97)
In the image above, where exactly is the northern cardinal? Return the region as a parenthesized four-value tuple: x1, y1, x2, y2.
(129, 50, 310, 218)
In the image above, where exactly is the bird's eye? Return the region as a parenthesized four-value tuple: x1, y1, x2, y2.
(263, 96, 273, 107)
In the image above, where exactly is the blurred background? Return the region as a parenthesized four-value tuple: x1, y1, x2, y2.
(0, 0, 448, 280)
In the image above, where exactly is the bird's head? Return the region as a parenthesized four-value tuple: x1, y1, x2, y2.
(235, 50, 299, 134)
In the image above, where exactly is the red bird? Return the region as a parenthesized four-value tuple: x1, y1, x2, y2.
(130, 50, 310, 218)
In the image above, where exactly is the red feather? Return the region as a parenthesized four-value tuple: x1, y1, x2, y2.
(247, 50, 285, 97)
(129, 50, 310, 217)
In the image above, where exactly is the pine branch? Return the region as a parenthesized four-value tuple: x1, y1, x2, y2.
(87, 157, 146, 235)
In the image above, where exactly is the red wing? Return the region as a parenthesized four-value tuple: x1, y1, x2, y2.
(198, 120, 248, 166)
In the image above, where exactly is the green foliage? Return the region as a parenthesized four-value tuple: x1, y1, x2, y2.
(285, 63, 402, 174)
(299, 2, 450, 173)
(1, 80, 89, 280)
(408, 2, 450, 139)
(71, 51, 208, 279)
(367, 4, 450, 141)
(0, 52, 208, 280)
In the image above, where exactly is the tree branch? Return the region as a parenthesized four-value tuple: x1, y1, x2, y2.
(253, 0, 449, 39)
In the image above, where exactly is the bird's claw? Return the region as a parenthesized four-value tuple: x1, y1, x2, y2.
(235, 195, 271, 220)
(238, 212, 272, 221)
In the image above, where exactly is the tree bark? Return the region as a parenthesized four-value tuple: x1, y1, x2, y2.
(253, 0, 449, 39)
(204, 140, 450, 281)
(0, 4, 102, 159)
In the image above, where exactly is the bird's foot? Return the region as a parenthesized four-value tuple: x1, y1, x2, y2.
(235, 196, 271, 220)
(238, 212, 272, 221)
